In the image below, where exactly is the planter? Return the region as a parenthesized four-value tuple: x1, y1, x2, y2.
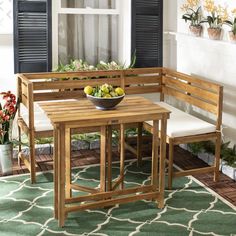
(207, 28, 222, 40)
(189, 25, 202, 37)
(0, 144, 13, 175)
(229, 31, 236, 43)
(198, 151, 209, 163)
(221, 163, 236, 181)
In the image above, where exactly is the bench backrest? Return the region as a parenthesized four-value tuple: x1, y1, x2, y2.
(17, 67, 223, 131)
(162, 68, 223, 130)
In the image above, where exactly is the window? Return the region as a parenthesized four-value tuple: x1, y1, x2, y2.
(55, 0, 120, 66)
(61, 0, 116, 9)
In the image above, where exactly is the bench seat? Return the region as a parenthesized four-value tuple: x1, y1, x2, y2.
(145, 102, 216, 138)
(21, 103, 53, 132)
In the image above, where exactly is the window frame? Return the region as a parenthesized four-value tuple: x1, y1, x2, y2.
(52, 0, 130, 69)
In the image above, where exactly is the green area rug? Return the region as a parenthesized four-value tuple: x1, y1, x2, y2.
(0, 159, 236, 236)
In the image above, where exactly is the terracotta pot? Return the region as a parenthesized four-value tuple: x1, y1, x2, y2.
(229, 31, 236, 43)
(0, 144, 13, 175)
(189, 25, 202, 37)
(207, 28, 222, 40)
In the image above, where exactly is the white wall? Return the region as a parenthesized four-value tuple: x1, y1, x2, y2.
(163, 0, 178, 68)
(168, 0, 236, 145)
(0, 35, 15, 94)
(0, 0, 15, 94)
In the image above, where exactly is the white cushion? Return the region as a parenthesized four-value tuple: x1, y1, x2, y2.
(145, 102, 216, 138)
(20, 103, 53, 132)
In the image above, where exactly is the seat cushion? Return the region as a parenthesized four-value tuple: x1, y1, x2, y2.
(145, 102, 216, 138)
(20, 103, 53, 132)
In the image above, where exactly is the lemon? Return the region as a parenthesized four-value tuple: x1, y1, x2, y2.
(104, 94, 112, 98)
(84, 86, 93, 95)
(110, 91, 118, 97)
(115, 87, 124, 96)
(101, 87, 109, 94)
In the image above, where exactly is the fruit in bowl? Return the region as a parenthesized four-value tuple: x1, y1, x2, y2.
(84, 84, 125, 110)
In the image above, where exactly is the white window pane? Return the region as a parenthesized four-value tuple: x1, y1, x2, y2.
(58, 14, 118, 65)
(61, 0, 116, 9)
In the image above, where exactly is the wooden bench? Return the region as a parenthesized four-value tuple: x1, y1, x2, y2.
(17, 67, 223, 186)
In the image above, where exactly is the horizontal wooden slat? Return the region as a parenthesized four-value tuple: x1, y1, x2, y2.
(34, 90, 85, 101)
(124, 67, 162, 75)
(163, 68, 220, 93)
(173, 132, 218, 145)
(125, 85, 162, 95)
(38, 97, 170, 127)
(65, 192, 160, 213)
(33, 77, 121, 90)
(65, 185, 153, 204)
(41, 102, 162, 117)
(163, 87, 218, 114)
(163, 76, 218, 104)
(173, 166, 215, 177)
(23, 70, 122, 80)
(125, 75, 162, 85)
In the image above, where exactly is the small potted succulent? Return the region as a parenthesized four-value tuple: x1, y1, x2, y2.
(202, 0, 228, 40)
(181, 0, 203, 37)
(223, 8, 236, 43)
(0, 91, 18, 175)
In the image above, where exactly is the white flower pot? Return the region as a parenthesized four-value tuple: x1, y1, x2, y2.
(189, 25, 202, 37)
(221, 164, 236, 181)
(0, 144, 13, 175)
(198, 152, 209, 163)
(179, 144, 188, 150)
(207, 154, 215, 166)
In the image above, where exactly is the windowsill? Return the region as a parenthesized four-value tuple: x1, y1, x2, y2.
(164, 31, 236, 47)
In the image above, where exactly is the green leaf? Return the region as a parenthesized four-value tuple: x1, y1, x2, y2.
(224, 20, 233, 26)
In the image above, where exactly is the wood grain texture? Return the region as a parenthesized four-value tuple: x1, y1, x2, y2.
(17, 67, 223, 188)
(43, 96, 170, 226)
(39, 97, 168, 125)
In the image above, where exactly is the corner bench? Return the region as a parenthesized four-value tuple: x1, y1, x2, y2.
(17, 67, 223, 187)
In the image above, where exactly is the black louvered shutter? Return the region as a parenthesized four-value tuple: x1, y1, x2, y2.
(132, 0, 163, 68)
(14, 0, 52, 73)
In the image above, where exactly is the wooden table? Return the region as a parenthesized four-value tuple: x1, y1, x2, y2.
(39, 96, 170, 227)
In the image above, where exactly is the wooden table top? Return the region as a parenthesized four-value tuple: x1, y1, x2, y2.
(38, 96, 170, 128)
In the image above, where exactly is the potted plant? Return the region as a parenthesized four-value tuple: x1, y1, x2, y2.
(0, 91, 18, 175)
(181, 0, 203, 37)
(202, 0, 228, 40)
(223, 8, 236, 43)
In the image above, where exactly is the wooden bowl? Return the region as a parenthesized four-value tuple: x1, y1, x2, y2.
(87, 94, 125, 110)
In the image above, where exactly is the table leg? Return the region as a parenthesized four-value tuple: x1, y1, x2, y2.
(100, 126, 107, 192)
(65, 128, 72, 198)
(158, 116, 167, 208)
(120, 124, 125, 190)
(151, 120, 159, 194)
(137, 122, 143, 167)
(58, 124, 66, 227)
(53, 125, 59, 219)
(107, 126, 112, 191)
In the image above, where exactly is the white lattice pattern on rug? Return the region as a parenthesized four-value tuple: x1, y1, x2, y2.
(0, 160, 236, 236)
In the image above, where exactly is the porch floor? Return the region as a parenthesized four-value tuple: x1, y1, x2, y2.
(1, 145, 236, 206)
